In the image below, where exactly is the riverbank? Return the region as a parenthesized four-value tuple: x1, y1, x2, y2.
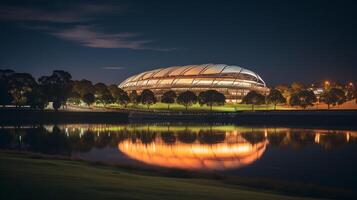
(1, 151, 354, 200)
(0, 109, 129, 123)
(1, 109, 357, 126)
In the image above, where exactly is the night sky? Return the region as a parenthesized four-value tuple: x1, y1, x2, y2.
(0, 0, 356, 85)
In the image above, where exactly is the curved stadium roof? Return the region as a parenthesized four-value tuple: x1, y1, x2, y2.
(119, 64, 267, 93)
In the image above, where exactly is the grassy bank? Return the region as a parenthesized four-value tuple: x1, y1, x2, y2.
(0, 152, 327, 200)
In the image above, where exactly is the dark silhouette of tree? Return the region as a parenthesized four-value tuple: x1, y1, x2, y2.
(108, 85, 122, 99)
(177, 131, 197, 143)
(161, 90, 177, 110)
(198, 131, 225, 144)
(161, 132, 176, 144)
(82, 93, 95, 107)
(67, 91, 81, 105)
(118, 91, 130, 108)
(25, 86, 48, 110)
(177, 91, 197, 111)
(241, 131, 265, 144)
(8, 73, 37, 107)
(320, 88, 346, 109)
(38, 70, 72, 111)
(129, 90, 139, 107)
(289, 90, 317, 109)
(100, 94, 114, 106)
(94, 82, 111, 105)
(267, 89, 286, 110)
(139, 89, 156, 109)
(198, 90, 226, 111)
(72, 79, 95, 98)
(241, 91, 265, 111)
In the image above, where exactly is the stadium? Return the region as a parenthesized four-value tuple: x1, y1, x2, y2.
(119, 64, 268, 102)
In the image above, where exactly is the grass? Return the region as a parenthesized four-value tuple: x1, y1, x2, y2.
(106, 102, 288, 112)
(0, 152, 324, 200)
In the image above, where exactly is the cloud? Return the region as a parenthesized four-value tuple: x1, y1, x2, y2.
(0, 3, 122, 22)
(0, 3, 176, 51)
(44, 25, 156, 49)
(102, 66, 125, 70)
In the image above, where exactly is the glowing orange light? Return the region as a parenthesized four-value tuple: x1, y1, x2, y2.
(118, 136, 267, 171)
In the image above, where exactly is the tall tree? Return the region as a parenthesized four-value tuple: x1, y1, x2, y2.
(267, 89, 286, 110)
(161, 90, 177, 110)
(320, 88, 346, 109)
(139, 89, 156, 109)
(177, 91, 197, 111)
(289, 90, 317, 109)
(129, 90, 139, 107)
(94, 83, 111, 105)
(198, 90, 226, 111)
(38, 70, 72, 111)
(72, 79, 95, 98)
(25, 86, 48, 110)
(82, 93, 95, 107)
(241, 91, 265, 111)
(118, 92, 130, 108)
(8, 73, 37, 107)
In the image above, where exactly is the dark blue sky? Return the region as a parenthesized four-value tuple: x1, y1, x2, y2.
(0, 0, 356, 85)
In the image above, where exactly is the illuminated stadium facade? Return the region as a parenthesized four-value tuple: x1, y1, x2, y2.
(119, 64, 268, 102)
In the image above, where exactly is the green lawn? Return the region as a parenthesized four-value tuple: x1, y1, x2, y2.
(0, 152, 321, 200)
(106, 102, 290, 112)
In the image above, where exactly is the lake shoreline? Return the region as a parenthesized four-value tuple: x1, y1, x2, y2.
(1, 150, 355, 200)
(0, 109, 357, 126)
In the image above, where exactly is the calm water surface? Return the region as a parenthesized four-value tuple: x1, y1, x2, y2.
(1, 123, 357, 189)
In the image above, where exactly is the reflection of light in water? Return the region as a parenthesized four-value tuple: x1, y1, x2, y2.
(346, 132, 350, 142)
(118, 134, 267, 171)
(315, 133, 320, 144)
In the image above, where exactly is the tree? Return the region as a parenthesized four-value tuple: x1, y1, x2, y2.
(267, 89, 286, 110)
(139, 89, 156, 109)
(82, 93, 95, 107)
(25, 86, 48, 110)
(241, 91, 265, 111)
(94, 83, 111, 105)
(72, 79, 95, 98)
(117, 92, 130, 108)
(129, 90, 139, 107)
(67, 91, 81, 105)
(38, 70, 72, 111)
(198, 90, 225, 111)
(289, 90, 317, 109)
(108, 85, 123, 99)
(8, 73, 37, 107)
(176, 91, 197, 111)
(320, 88, 346, 109)
(291, 82, 304, 92)
(161, 90, 177, 110)
(100, 94, 114, 106)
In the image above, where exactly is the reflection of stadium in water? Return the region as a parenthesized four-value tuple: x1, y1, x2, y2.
(1, 124, 356, 171)
(118, 133, 267, 170)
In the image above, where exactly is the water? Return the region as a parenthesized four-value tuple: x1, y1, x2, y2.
(1, 123, 357, 189)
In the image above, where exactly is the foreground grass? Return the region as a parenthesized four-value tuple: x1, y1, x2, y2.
(0, 152, 321, 200)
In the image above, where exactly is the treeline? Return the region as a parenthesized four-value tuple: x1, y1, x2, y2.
(0, 69, 227, 111)
(1, 69, 356, 111)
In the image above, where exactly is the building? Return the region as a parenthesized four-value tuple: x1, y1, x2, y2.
(119, 64, 268, 102)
